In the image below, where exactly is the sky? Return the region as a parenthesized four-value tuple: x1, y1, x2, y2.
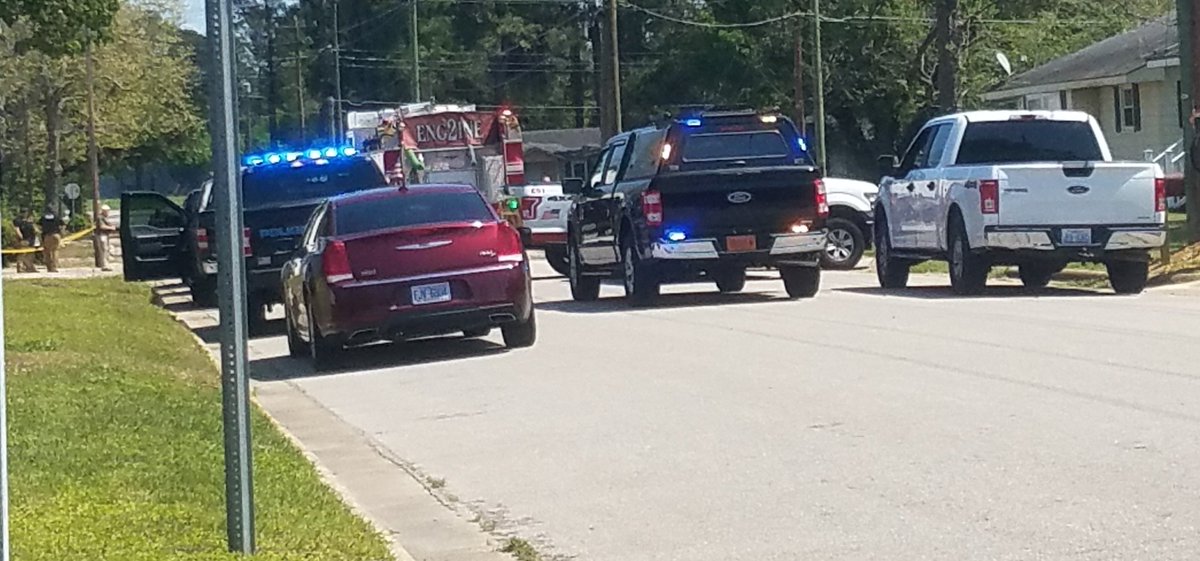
(183, 0, 206, 32)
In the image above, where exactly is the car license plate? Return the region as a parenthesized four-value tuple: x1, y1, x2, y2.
(726, 235, 757, 252)
(1061, 228, 1092, 246)
(411, 282, 451, 305)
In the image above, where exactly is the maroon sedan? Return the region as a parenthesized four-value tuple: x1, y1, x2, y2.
(281, 184, 536, 369)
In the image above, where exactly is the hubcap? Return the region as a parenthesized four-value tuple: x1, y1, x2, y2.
(826, 228, 854, 262)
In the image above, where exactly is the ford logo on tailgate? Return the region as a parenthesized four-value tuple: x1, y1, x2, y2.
(1067, 185, 1090, 195)
(727, 191, 753, 204)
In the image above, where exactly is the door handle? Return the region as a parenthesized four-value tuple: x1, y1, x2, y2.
(926, 182, 936, 190)
(905, 184, 916, 192)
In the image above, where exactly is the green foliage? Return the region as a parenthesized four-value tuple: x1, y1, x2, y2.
(0, 0, 120, 57)
(67, 211, 91, 232)
(5, 278, 393, 561)
(2, 220, 21, 249)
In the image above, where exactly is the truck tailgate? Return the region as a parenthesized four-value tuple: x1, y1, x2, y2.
(997, 163, 1159, 226)
(651, 166, 821, 233)
(246, 201, 321, 269)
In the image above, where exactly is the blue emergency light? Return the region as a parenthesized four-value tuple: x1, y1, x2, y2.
(243, 146, 359, 168)
(684, 118, 703, 127)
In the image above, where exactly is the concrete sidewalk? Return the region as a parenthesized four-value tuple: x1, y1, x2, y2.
(155, 284, 514, 561)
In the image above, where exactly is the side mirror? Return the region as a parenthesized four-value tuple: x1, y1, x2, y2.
(877, 154, 900, 178)
(518, 226, 533, 247)
(562, 177, 585, 194)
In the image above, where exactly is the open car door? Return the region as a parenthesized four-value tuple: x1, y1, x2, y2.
(120, 192, 187, 281)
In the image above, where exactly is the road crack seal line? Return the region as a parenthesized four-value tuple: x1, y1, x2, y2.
(634, 312, 1200, 425)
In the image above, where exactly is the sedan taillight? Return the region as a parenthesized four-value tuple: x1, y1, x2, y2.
(323, 240, 354, 284)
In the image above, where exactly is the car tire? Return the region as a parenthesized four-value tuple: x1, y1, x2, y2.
(1018, 263, 1057, 289)
(781, 266, 820, 299)
(501, 309, 537, 348)
(306, 292, 341, 371)
(821, 217, 866, 270)
(285, 302, 307, 357)
(545, 246, 570, 277)
(874, 212, 911, 289)
(568, 241, 601, 301)
(948, 217, 989, 296)
(190, 276, 218, 308)
(713, 267, 747, 293)
(1107, 260, 1149, 295)
(622, 238, 660, 307)
(463, 327, 491, 338)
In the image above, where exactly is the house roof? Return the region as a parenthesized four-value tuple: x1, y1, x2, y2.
(986, 15, 1177, 100)
(523, 128, 602, 156)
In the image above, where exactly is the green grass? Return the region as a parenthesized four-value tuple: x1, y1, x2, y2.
(5, 278, 392, 561)
(1168, 211, 1188, 252)
(499, 538, 542, 561)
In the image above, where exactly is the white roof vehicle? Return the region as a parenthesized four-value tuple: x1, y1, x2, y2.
(874, 110, 1165, 295)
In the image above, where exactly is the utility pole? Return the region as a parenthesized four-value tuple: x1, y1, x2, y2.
(934, 0, 960, 113)
(412, 0, 420, 101)
(85, 42, 106, 270)
(793, 20, 806, 137)
(1182, 0, 1200, 242)
(332, 0, 343, 142)
(205, 0, 255, 551)
(294, 16, 307, 141)
(812, 0, 826, 171)
(607, 0, 622, 134)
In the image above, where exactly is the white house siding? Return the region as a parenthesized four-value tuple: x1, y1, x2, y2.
(1085, 68, 1183, 162)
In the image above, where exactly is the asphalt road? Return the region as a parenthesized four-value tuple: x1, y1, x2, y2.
(229, 259, 1200, 561)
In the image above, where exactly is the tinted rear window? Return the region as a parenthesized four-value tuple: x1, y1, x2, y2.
(335, 191, 495, 235)
(240, 159, 385, 209)
(956, 121, 1103, 164)
(682, 131, 790, 162)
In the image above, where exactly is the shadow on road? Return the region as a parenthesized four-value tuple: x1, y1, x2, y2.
(538, 289, 788, 314)
(192, 318, 288, 344)
(249, 336, 508, 380)
(835, 284, 1107, 300)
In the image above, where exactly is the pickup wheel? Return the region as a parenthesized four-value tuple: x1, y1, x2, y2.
(501, 309, 537, 348)
(781, 266, 821, 299)
(713, 267, 747, 293)
(622, 239, 660, 306)
(1107, 260, 1149, 295)
(544, 246, 570, 277)
(948, 218, 990, 296)
(190, 276, 218, 308)
(568, 242, 601, 301)
(1018, 263, 1058, 289)
(874, 213, 911, 289)
(821, 217, 866, 270)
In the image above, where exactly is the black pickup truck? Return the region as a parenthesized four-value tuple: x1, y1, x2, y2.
(566, 110, 829, 305)
(120, 152, 387, 326)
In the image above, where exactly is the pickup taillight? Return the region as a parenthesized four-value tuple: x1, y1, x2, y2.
(1155, 177, 1166, 213)
(642, 190, 663, 227)
(194, 228, 209, 252)
(242, 228, 252, 257)
(815, 178, 829, 218)
(979, 180, 1000, 215)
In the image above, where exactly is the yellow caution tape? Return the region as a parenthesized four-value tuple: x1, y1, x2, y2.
(2, 226, 97, 255)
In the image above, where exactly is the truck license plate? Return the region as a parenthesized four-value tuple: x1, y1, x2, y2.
(411, 282, 451, 305)
(726, 235, 757, 252)
(1061, 228, 1092, 246)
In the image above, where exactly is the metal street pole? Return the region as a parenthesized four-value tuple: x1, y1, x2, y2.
(412, 0, 420, 102)
(85, 43, 107, 270)
(294, 16, 307, 141)
(812, 0, 826, 172)
(607, 0, 623, 133)
(332, 0, 343, 142)
(205, 0, 255, 552)
(0, 209, 10, 561)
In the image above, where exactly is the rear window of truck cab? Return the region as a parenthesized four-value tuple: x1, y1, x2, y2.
(675, 118, 812, 166)
(239, 158, 386, 209)
(955, 120, 1103, 165)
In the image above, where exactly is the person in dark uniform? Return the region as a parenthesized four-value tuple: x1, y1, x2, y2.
(13, 210, 38, 273)
(39, 211, 64, 273)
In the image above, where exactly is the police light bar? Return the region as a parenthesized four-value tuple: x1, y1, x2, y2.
(243, 146, 359, 167)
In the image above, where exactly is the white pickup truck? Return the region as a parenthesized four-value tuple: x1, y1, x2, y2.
(874, 110, 1166, 295)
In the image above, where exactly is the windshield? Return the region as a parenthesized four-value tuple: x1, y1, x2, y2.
(681, 131, 790, 162)
(334, 190, 495, 235)
(956, 121, 1103, 164)
(239, 159, 385, 209)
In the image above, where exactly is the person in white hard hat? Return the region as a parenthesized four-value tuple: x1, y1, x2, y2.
(98, 204, 118, 268)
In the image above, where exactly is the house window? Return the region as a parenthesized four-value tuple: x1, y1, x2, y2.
(1023, 92, 1062, 111)
(563, 160, 587, 179)
(1114, 84, 1141, 132)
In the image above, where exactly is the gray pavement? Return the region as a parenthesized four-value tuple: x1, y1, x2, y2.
(165, 259, 1200, 561)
